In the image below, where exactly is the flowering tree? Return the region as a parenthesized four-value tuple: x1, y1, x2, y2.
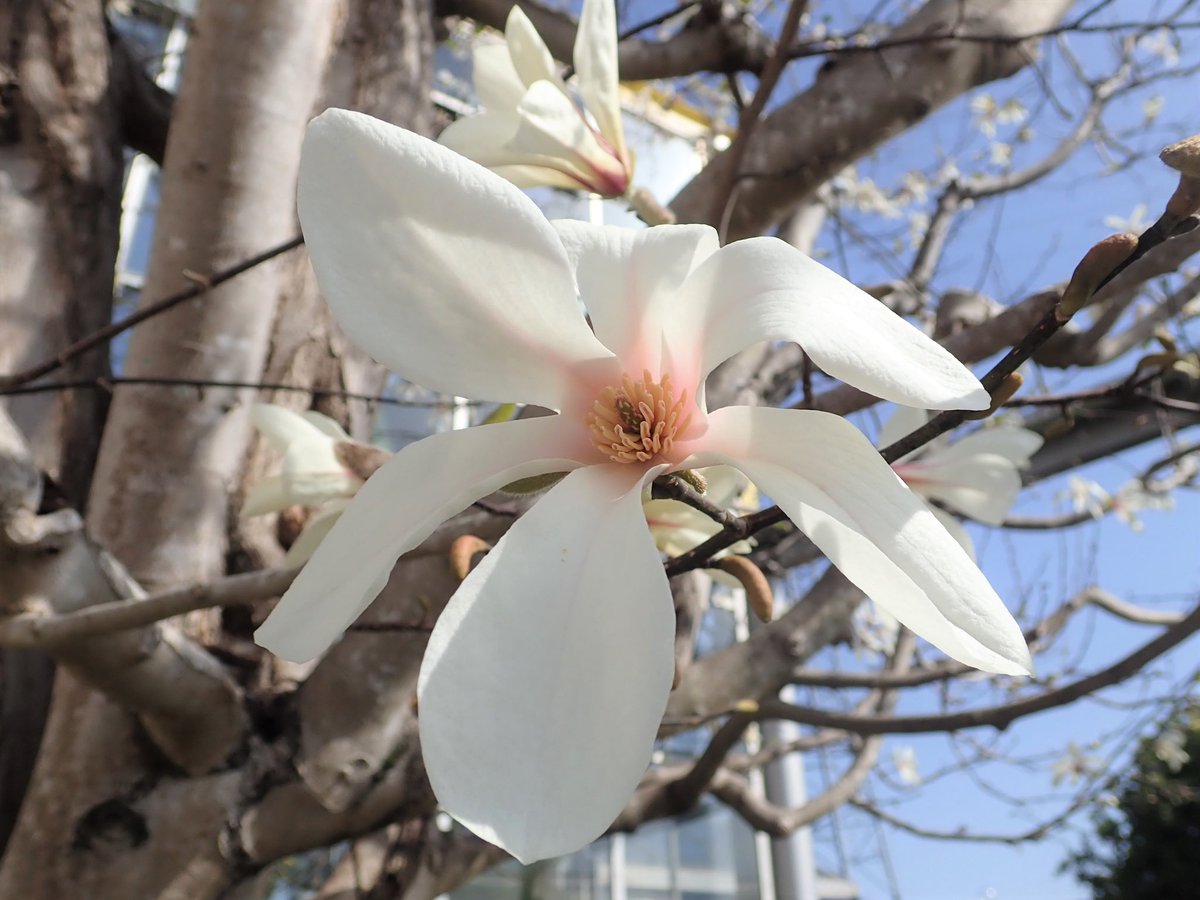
(1, 0, 1199, 896)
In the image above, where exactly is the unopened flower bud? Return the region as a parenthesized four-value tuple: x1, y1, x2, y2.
(676, 469, 708, 494)
(967, 372, 1024, 420)
(449, 534, 492, 581)
(715, 556, 774, 622)
(499, 472, 567, 495)
(1161, 135, 1200, 178)
(627, 187, 676, 226)
(1059, 233, 1139, 318)
(1160, 135, 1200, 218)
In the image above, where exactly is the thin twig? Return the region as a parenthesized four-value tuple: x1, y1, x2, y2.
(0, 566, 299, 648)
(0, 235, 305, 390)
(711, 0, 809, 236)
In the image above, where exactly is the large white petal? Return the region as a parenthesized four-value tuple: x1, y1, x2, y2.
(693, 406, 1032, 675)
(299, 109, 615, 409)
(505, 5, 561, 87)
(573, 0, 626, 160)
(255, 416, 594, 662)
(553, 221, 718, 380)
(903, 453, 1024, 525)
(419, 464, 674, 863)
(930, 505, 976, 560)
(674, 238, 990, 410)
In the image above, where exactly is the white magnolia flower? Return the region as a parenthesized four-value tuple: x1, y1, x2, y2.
(1104, 203, 1150, 233)
(1051, 741, 1101, 786)
(892, 745, 922, 786)
(255, 109, 1033, 864)
(1154, 727, 1190, 773)
(1112, 480, 1174, 532)
(1064, 475, 1110, 519)
(241, 405, 366, 565)
(882, 406, 1044, 558)
(438, 0, 632, 197)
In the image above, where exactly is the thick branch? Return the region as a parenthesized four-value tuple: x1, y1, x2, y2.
(441, 0, 771, 79)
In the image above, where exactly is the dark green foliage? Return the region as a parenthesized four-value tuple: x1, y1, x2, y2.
(1066, 704, 1200, 900)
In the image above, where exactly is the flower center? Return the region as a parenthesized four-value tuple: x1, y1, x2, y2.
(586, 370, 692, 464)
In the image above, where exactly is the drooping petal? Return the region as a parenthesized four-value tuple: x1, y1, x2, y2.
(299, 109, 615, 409)
(904, 453, 1025, 525)
(419, 464, 675, 863)
(254, 415, 595, 662)
(932, 426, 1044, 469)
(505, 5, 561, 88)
(241, 475, 289, 517)
(673, 238, 991, 410)
(930, 505, 976, 560)
(692, 406, 1032, 675)
(553, 221, 718, 380)
(573, 0, 626, 161)
(438, 112, 598, 190)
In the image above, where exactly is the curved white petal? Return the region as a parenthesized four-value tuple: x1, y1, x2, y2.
(675, 238, 990, 410)
(255, 415, 595, 662)
(490, 163, 594, 190)
(299, 109, 615, 408)
(877, 405, 930, 455)
(438, 113, 597, 189)
(553, 221, 719, 380)
(694, 406, 1032, 675)
(300, 410, 351, 441)
(251, 404, 329, 454)
(505, 6, 560, 87)
(473, 42, 530, 111)
(511, 82, 628, 194)
(419, 464, 674, 863)
(573, 0, 626, 160)
(241, 475, 289, 517)
(905, 453, 1024, 525)
(930, 505, 976, 561)
(933, 426, 1044, 468)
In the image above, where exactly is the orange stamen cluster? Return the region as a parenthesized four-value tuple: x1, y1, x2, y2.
(587, 370, 692, 464)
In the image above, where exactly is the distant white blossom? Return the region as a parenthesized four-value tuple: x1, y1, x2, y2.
(1154, 727, 1190, 772)
(892, 745, 922, 786)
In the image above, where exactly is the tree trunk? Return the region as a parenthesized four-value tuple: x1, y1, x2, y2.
(234, 0, 435, 572)
(0, 0, 127, 859)
(86, 0, 340, 596)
